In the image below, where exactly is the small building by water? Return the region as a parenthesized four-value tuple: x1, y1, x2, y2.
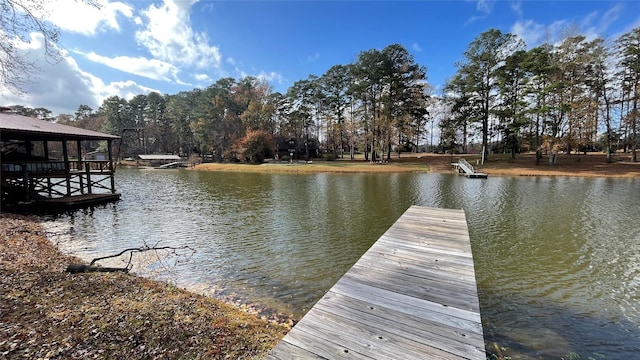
(85, 150, 107, 161)
(275, 137, 319, 160)
(0, 107, 121, 210)
(137, 154, 184, 167)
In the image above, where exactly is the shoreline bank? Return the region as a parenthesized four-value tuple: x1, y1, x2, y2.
(189, 153, 640, 179)
(0, 213, 288, 359)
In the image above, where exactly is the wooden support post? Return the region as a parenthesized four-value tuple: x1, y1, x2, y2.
(25, 141, 34, 195)
(79, 170, 85, 194)
(77, 141, 85, 194)
(43, 141, 49, 159)
(107, 140, 116, 193)
(21, 164, 30, 201)
(76, 140, 83, 170)
(85, 165, 92, 194)
(62, 140, 71, 196)
(46, 176, 52, 197)
(43, 141, 52, 197)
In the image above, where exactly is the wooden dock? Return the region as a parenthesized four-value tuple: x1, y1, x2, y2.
(36, 193, 121, 207)
(10, 193, 121, 212)
(452, 159, 488, 179)
(264, 205, 485, 360)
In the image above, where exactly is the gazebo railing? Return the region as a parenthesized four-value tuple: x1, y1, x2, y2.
(1, 160, 116, 199)
(1, 160, 114, 175)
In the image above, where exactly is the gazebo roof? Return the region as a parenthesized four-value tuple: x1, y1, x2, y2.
(0, 111, 119, 141)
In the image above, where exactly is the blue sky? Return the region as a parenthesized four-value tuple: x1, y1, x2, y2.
(2, 0, 639, 115)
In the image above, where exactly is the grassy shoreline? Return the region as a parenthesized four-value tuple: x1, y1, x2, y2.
(195, 161, 428, 174)
(0, 213, 288, 359)
(191, 153, 640, 178)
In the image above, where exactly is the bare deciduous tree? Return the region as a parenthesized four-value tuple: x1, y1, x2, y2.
(0, 0, 99, 93)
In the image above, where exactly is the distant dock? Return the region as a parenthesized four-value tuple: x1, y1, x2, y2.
(265, 205, 485, 359)
(452, 159, 488, 179)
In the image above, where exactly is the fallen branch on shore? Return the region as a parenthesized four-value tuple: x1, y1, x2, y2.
(66, 263, 129, 273)
(65, 244, 195, 274)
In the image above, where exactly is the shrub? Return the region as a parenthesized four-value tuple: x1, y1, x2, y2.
(323, 153, 337, 161)
(241, 129, 275, 164)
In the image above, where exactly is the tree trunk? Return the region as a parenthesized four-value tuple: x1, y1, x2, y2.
(482, 92, 489, 163)
(463, 123, 468, 154)
(387, 131, 392, 160)
(605, 95, 613, 164)
(633, 94, 638, 162)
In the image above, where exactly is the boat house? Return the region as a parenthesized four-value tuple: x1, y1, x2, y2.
(1, 108, 121, 210)
(137, 154, 183, 167)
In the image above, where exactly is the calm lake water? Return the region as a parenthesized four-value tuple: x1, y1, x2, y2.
(44, 168, 640, 359)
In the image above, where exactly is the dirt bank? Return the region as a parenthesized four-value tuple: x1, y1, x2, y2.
(0, 213, 288, 359)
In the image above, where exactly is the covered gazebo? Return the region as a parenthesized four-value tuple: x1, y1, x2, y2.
(1, 108, 121, 209)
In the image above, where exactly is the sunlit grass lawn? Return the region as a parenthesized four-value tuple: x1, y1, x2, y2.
(182, 152, 639, 178)
(195, 160, 429, 173)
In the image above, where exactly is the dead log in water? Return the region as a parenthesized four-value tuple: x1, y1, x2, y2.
(66, 263, 128, 273)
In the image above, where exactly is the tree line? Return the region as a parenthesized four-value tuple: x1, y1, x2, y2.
(7, 27, 640, 164)
(12, 43, 431, 163)
(441, 28, 640, 163)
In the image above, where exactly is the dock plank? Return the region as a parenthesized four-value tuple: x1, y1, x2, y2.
(313, 293, 485, 358)
(297, 307, 456, 360)
(348, 261, 478, 300)
(267, 341, 331, 360)
(339, 269, 479, 314)
(352, 253, 477, 287)
(264, 205, 485, 360)
(331, 278, 482, 331)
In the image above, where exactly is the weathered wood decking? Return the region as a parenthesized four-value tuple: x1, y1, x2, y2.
(264, 205, 485, 360)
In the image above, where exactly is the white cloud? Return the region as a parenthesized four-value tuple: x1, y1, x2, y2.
(194, 73, 211, 82)
(0, 33, 159, 115)
(512, 17, 597, 48)
(580, 3, 624, 41)
(101, 80, 159, 101)
(610, 14, 640, 41)
(256, 71, 284, 85)
(511, 19, 547, 47)
(510, 1, 523, 17)
(233, 68, 283, 89)
(306, 52, 320, 63)
(200, 2, 215, 14)
(511, 3, 626, 48)
(465, 0, 494, 25)
(475, 0, 494, 15)
(43, 0, 134, 36)
(233, 67, 283, 86)
(600, 4, 624, 31)
(82, 51, 185, 84)
(0, 33, 102, 114)
(135, 0, 222, 69)
(193, 72, 213, 87)
(412, 43, 422, 52)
